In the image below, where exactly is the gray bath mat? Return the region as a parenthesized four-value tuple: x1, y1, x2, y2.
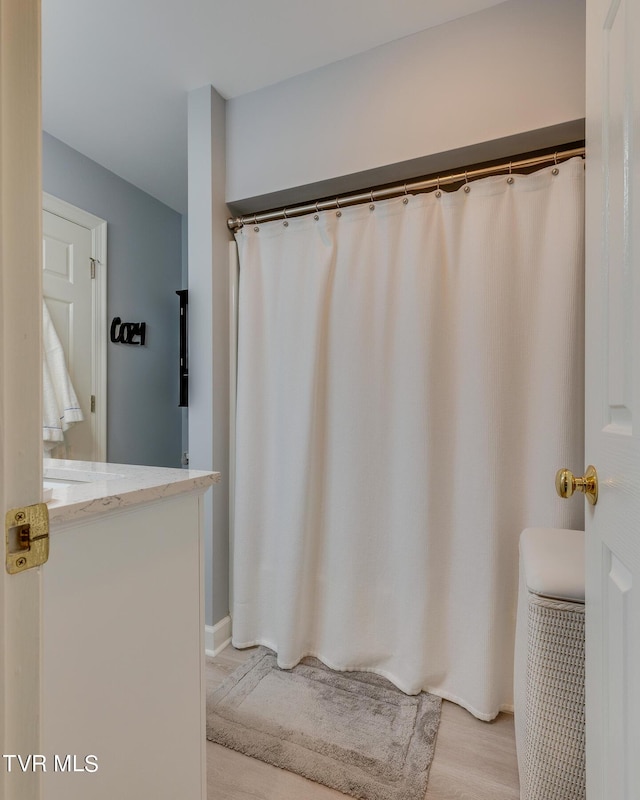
(206, 647, 441, 800)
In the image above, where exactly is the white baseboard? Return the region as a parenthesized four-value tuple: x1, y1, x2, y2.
(205, 615, 232, 657)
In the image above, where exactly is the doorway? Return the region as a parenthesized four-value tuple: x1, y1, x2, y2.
(42, 193, 107, 461)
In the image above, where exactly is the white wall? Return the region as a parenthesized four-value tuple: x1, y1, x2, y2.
(227, 0, 585, 212)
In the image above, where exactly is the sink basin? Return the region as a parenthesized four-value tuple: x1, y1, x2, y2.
(44, 477, 89, 487)
(42, 466, 126, 504)
(43, 467, 124, 484)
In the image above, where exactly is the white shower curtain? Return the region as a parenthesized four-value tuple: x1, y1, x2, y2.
(232, 158, 585, 720)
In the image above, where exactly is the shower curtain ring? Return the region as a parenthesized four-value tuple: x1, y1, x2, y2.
(314, 201, 320, 221)
(253, 214, 259, 232)
(464, 170, 471, 193)
(369, 190, 375, 211)
(283, 208, 289, 227)
(403, 183, 409, 205)
(552, 152, 559, 176)
(336, 197, 342, 217)
(435, 177, 441, 199)
(507, 162, 514, 185)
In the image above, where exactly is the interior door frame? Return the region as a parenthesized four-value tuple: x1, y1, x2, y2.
(43, 193, 107, 462)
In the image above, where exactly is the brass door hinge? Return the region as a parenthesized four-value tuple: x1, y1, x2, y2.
(91, 394, 96, 413)
(5, 503, 50, 574)
(90, 258, 97, 279)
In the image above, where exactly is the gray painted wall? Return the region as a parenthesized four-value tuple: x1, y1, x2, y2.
(227, 0, 585, 209)
(43, 132, 183, 468)
(181, 213, 189, 464)
(188, 86, 231, 627)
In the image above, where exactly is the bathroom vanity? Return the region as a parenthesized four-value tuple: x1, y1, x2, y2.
(41, 459, 218, 800)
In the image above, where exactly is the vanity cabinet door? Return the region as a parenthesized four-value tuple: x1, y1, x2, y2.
(42, 494, 206, 800)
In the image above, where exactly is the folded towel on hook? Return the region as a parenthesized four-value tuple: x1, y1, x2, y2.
(43, 300, 84, 451)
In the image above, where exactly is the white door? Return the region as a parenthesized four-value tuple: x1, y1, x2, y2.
(43, 210, 94, 460)
(0, 1, 44, 799)
(585, 0, 640, 797)
(42, 196, 107, 462)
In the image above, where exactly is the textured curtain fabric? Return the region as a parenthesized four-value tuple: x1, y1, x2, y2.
(232, 158, 585, 720)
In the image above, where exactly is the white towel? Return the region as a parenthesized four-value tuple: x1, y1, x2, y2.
(43, 301, 84, 451)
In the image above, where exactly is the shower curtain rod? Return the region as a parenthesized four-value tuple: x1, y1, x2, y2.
(227, 145, 585, 232)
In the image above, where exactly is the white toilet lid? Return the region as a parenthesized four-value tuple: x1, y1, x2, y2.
(520, 527, 585, 603)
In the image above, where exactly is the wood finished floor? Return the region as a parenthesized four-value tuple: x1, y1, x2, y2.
(206, 645, 520, 800)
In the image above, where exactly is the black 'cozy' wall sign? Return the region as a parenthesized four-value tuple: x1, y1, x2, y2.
(110, 317, 146, 346)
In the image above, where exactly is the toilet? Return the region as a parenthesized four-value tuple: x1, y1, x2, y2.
(514, 528, 585, 800)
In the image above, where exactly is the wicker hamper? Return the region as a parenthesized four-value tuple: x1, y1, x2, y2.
(514, 528, 586, 800)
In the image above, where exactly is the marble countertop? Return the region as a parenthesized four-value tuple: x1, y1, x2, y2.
(44, 458, 219, 527)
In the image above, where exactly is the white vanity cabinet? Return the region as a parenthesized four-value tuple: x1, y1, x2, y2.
(40, 460, 218, 800)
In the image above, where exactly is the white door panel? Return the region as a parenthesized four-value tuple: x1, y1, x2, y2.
(0, 1, 43, 798)
(42, 202, 107, 461)
(586, 0, 640, 797)
(43, 210, 93, 459)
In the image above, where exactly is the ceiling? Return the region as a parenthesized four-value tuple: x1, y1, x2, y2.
(42, 0, 509, 214)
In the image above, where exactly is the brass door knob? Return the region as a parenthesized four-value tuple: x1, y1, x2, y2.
(555, 465, 598, 505)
